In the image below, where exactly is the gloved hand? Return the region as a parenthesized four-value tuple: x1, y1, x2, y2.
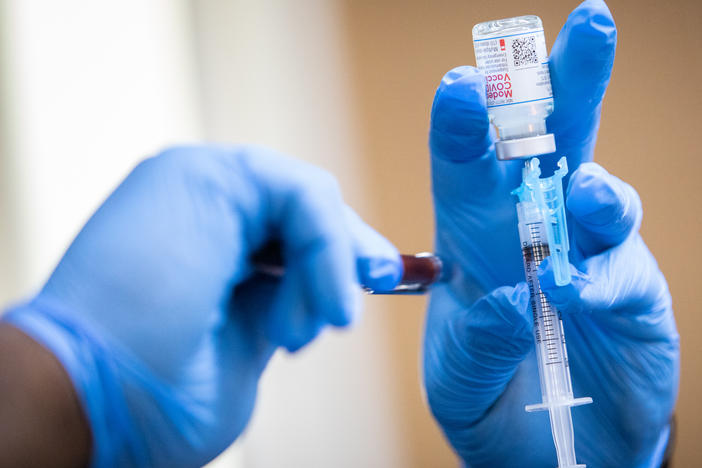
(2, 145, 402, 467)
(423, 1, 679, 467)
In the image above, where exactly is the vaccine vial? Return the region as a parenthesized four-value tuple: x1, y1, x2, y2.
(472, 16, 555, 160)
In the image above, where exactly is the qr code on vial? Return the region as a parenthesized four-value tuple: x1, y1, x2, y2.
(512, 36, 539, 67)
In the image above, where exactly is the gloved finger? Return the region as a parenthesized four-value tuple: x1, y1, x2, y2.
(424, 283, 531, 427)
(277, 172, 358, 328)
(538, 236, 674, 341)
(545, 0, 617, 170)
(266, 264, 327, 352)
(343, 206, 402, 292)
(240, 147, 359, 329)
(249, 203, 400, 348)
(566, 162, 641, 259)
(229, 273, 282, 355)
(429, 66, 504, 198)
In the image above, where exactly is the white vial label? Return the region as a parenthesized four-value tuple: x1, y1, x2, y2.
(473, 28, 552, 108)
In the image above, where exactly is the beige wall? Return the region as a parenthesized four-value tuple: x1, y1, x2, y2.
(342, 0, 702, 466)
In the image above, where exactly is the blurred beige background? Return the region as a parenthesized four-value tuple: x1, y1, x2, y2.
(0, 0, 699, 467)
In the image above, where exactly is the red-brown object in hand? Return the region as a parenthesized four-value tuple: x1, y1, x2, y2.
(251, 241, 443, 294)
(399, 254, 443, 289)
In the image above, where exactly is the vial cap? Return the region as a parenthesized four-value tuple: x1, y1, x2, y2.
(495, 134, 556, 160)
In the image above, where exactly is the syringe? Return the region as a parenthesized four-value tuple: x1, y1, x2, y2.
(512, 157, 592, 468)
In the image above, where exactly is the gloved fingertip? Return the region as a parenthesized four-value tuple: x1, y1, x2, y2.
(429, 66, 494, 163)
(511, 281, 531, 309)
(510, 283, 532, 325)
(321, 282, 357, 328)
(538, 262, 590, 314)
(567, 0, 617, 53)
(537, 257, 557, 290)
(441, 65, 481, 86)
(467, 284, 532, 336)
(284, 343, 303, 353)
(282, 318, 326, 353)
(343, 205, 402, 292)
(549, 0, 616, 120)
(345, 284, 363, 325)
(358, 255, 403, 292)
(265, 264, 338, 350)
(567, 163, 641, 253)
(295, 233, 358, 328)
(567, 163, 620, 219)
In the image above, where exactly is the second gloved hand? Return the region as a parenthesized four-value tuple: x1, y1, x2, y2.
(3, 145, 401, 467)
(423, 1, 679, 467)
(426, 162, 679, 467)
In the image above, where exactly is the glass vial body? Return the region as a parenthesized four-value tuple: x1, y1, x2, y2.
(473, 16, 555, 160)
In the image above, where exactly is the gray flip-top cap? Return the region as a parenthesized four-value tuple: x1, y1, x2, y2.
(495, 134, 556, 160)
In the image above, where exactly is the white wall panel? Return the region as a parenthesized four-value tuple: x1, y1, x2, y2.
(0, 0, 201, 302)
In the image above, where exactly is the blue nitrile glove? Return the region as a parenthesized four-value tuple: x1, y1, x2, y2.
(423, 1, 679, 467)
(2, 145, 402, 467)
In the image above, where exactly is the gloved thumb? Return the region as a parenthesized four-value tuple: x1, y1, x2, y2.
(538, 238, 674, 342)
(429, 66, 502, 201)
(566, 162, 641, 259)
(343, 206, 402, 292)
(424, 283, 532, 427)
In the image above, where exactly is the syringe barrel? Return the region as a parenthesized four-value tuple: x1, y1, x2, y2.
(514, 158, 589, 468)
(516, 201, 575, 404)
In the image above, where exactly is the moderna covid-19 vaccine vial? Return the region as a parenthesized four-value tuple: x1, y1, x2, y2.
(472, 16, 555, 160)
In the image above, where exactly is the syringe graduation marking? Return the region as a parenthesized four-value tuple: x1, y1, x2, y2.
(523, 222, 563, 366)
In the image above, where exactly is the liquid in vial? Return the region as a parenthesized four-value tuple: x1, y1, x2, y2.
(473, 16, 556, 160)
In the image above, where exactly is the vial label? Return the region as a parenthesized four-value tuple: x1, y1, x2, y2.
(473, 28, 552, 108)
